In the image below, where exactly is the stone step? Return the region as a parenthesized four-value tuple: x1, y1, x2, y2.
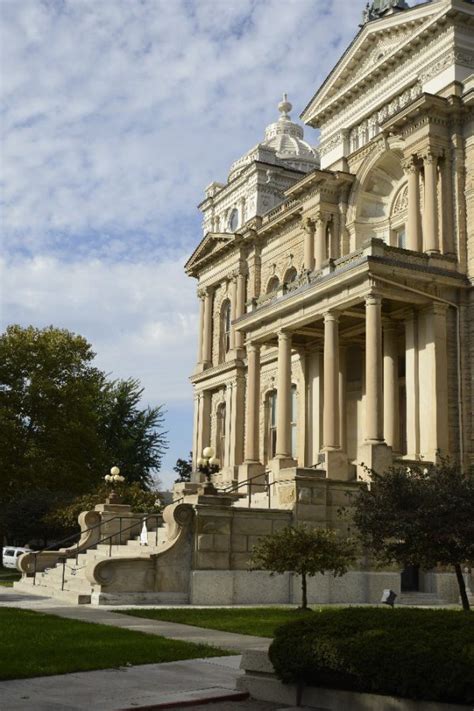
(14, 580, 91, 604)
(398, 593, 442, 606)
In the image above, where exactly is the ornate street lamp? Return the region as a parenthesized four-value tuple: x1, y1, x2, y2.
(197, 447, 220, 494)
(104, 465, 125, 504)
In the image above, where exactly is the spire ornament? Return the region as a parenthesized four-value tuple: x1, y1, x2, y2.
(278, 93, 292, 120)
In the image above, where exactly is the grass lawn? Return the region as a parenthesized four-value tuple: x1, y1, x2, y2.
(0, 608, 229, 680)
(117, 607, 315, 638)
(0, 566, 20, 587)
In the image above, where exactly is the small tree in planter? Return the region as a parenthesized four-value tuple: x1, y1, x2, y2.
(351, 460, 474, 611)
(250, 525, 356, 609)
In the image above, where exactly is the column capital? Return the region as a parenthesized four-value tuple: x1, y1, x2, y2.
(421, 147, 443, 164)
(277, 329, 292, 341)
(365, 292, 382, 307)
(430, 301, 449, 316)
(323, 310, 340, 323)
(246, 341, 260, 354)
(301, 216, 315, 234)
(383, 319, 398, 333)
(402, 155, 419, 174)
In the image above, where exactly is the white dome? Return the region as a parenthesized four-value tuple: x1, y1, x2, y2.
(228, 94, 319, 179)
(262, 94, 318, 164)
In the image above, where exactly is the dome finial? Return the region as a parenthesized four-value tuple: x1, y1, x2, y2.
(278, 93, 292, 120)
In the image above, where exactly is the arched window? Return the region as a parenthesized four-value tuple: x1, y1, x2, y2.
(219, 300, 231, 362)
(284, 267, 297, 285)
(266, 276, 280, 294)
(216, 402, 226, 466)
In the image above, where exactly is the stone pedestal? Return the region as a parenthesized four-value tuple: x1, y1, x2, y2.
(320, 449, 349, 480)
(269, 457, 297, 475)
(357, 442, 393, 480)
(238, 461, 265, 482)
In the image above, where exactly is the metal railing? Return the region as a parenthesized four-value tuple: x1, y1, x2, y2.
(219, 470, 277, 509)
(31, 512, 161, 587)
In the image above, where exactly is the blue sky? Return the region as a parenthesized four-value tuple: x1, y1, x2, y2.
(1, 0, 423, 487)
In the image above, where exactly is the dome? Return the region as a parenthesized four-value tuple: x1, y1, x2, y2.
(262, 94, 318, 164)
(228, 94, 319, 179)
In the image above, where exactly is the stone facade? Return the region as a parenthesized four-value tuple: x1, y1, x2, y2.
(185, 0, 474, 603)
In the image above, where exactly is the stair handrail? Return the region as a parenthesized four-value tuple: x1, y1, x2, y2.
(30, 511, 161, 585)
(38, 511, 163, 591)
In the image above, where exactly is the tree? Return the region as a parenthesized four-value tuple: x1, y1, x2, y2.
(351, 461, 474, 611)
(173, 452, 193, 483)
(0, 325, 168, 550)
(46, 482, 163, 533)
(250, 525, 356, 609)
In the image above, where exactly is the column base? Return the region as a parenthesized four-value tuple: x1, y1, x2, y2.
(270, 457, 297, 475)
(357, 442, 392, 480)
(319, 449, 350, 480)
(238, 461, 265, 482)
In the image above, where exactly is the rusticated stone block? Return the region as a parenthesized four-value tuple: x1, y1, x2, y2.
(233, 517, 273, 535)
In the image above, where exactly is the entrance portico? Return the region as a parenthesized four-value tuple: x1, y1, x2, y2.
(235, 241, 454, 481)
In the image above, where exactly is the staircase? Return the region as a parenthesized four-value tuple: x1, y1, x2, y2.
(15, 521, 168, 604)
(398, 592, 443, 606)
(14, 502, 195, 606)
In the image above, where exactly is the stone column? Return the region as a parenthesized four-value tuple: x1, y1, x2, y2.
(383, 322, 400, 451)
(197, 391, 212, 461)
(302, 217, 315, 272)
(323, 312, 340, 449)
(339, 346, 347, 453)
(315, 214, 327, 270)
(235, 273, 246, 349)
(239, 197, 246, 227)
(423, 150, 440, 253)
(244, 343, 261, 463)
(307, 349, 323, 465)
(365, 294, 384, 442)
(440, 156, 455, 255)
(229, 277, 237, 352)
(404, 156, 421, 252)
(196, 289, 205, 364)
(229, 373, 245, 468)
(275, 331, 292, 459)
(420, 303, 449, 460)
(405, 311, 420, 458)
(202, 287, 214, 366)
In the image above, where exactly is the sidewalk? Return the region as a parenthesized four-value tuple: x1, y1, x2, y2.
(0, 588, 270, 653)
(0, 588, 280, 710)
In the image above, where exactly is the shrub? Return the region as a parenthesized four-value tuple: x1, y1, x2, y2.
(269, 607, 474, 704)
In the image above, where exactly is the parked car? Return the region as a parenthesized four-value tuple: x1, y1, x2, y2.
(2, 547, 29, 570)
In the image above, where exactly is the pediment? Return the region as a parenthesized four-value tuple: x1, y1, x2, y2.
(185, 232, 235, 275)
(301, 1, 447, 127)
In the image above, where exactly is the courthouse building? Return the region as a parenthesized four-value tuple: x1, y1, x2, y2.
(186, 0, 474, 489)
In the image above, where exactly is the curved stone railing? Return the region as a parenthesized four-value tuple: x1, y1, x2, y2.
(18, 509, 103, 575)
(86, 503, 195, 596)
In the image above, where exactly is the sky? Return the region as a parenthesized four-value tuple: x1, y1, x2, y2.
(0, 0, 424, 488)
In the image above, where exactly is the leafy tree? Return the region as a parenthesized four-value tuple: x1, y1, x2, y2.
(0, 325, 168, 551)
(46, 482, 163, 533)
(173, 452, 193, 483)
(250, 525, 356, 609)
(351, 461, 474, 611)
(98, 378, 168, 488)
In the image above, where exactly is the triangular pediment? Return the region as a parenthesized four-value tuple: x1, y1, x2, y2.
(185, 232, 235, 275)
(301, 1, 448, 127)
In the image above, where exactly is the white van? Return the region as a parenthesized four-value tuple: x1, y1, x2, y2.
(2, 547, 29, 570)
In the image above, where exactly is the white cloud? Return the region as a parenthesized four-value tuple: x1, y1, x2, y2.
(0, 254, 197, 404)
(1, 0, 364, 255)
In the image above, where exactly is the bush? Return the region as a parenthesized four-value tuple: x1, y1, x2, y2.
(269, 608, 474, 704)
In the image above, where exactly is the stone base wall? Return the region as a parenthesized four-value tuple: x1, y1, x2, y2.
(189, 569, 401, 606)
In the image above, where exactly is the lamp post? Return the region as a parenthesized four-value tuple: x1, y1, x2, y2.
(197, 447, 220, 494)
(104, 465, 125, 504)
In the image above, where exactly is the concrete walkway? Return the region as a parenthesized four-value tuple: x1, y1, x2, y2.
(0, 588, 270, 653)
(0, 588, 280, 710)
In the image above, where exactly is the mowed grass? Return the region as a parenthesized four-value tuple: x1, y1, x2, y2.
(118, 607, 315, 638)
(0, 608, 229, 680)
(0, 566, 20, 587)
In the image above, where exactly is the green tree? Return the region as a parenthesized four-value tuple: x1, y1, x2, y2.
(250, 525, 356, 609)
(46, 482, 163, 533)
(173, 452, 193, 483)
(351, 461, 474, 611)
(0, 325, 168, 550)
(98, 378, 168, 488)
